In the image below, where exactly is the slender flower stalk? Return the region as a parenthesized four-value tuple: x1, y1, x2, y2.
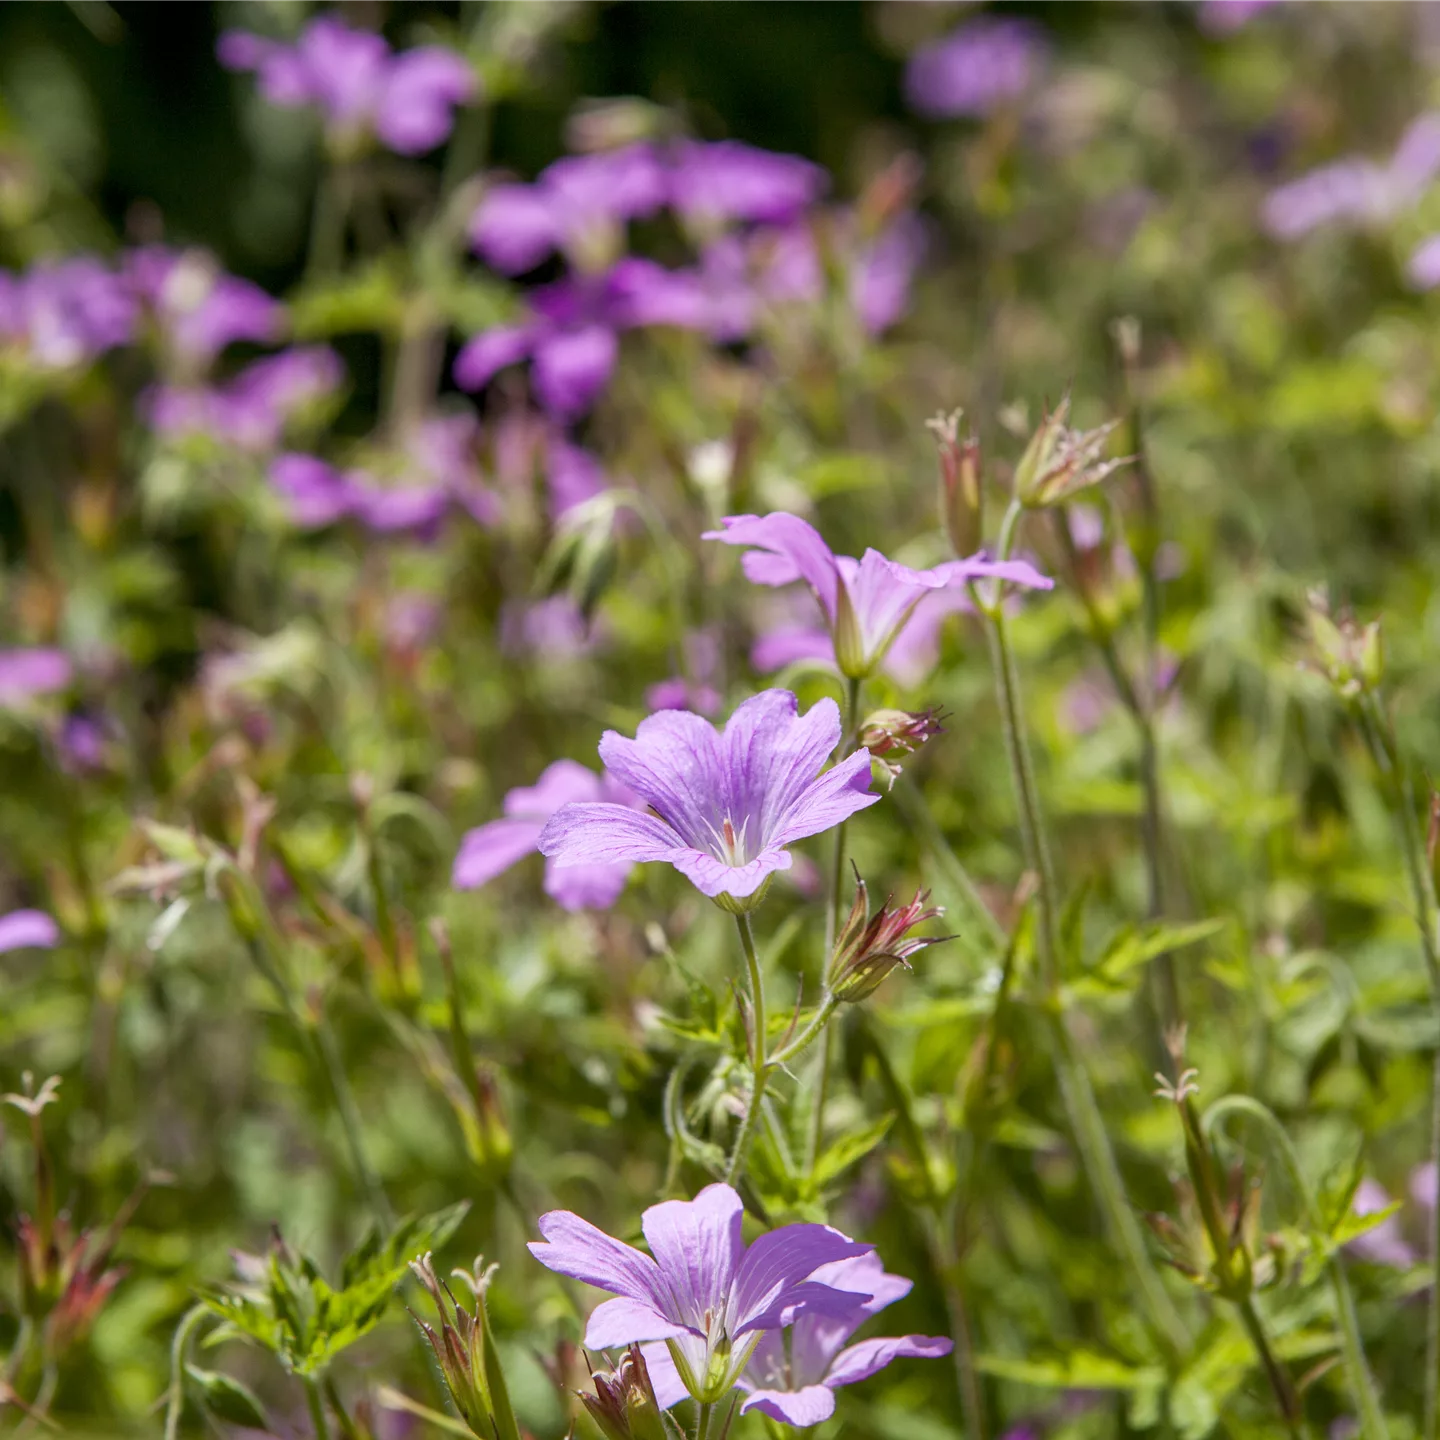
(974, 494, 1187, 1359)
(724, 914, 767, 1186)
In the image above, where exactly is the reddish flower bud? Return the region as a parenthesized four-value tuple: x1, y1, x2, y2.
(927, 409, 984, 558)
(829, 874, 948, 1001)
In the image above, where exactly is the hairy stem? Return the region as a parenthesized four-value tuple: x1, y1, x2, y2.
(162, 1304, 208, 1440)
(724, 913, 767, 1186)
(304, 1375, 333, 1440)
(1236, 1296, 1303, 1439)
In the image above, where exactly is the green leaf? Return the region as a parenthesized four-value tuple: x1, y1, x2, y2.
(977, 1349, 1165, 1391)
(812, 1114, 894, 1187)
(185, 1365, 269, 1430)
(1067, 918, 1226, 1000)
(290, 262, 407, 340)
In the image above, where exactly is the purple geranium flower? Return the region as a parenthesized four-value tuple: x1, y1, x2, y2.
(528, 1182, 873, 1405)
(668, 140, 827, 232)
(470, 144, 668, 275)
(0, 910, 59, 954)
(454, 759, 637, 912)
(905, 18, 1047, 120)
(127, 248, 282, 371)
(218, 16, 475, 156)
(537, 689, 879, 906)
(0, 258, 137, 371)
(454, 259, 702, 418)
(643, 1251, 951, 1424)
(704, 512, 1052, 680)
(0, 648, 73, 705)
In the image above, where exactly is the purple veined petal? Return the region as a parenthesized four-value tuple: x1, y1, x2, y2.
(766, 747, 878, 850)
(719, 689, 843, 839)
(669, 140, 828, 227)
(823, 1333, 953, 1389)
(543, 857, 631, 911)
(669, 843, 793, 900)
(639, 1342, 691, 1410)
(703, 513, 842, 620)
(469, 185, 565, 273)
(640, 1184, 745, 1329)
(730, 1223, 872, 1334)
(786, 1253, 912, 1383)
(531, 325, 619, 417)
(0, 910, 60, 954)
(452, 816, 546, 890)
(376, 46, 476, 154)
(0, 648, 72, 704)
(529, 1209, 669, 1310)
(841, 549, 951, 659)
(538, 802, 688, 870)
(751, 626, 835, 674)
(740, 1384, 837, 1427)
(453, 324, 536, 391)
(807, 1252, 913, 1320)
(597, 708, 725, 844)
(584, 1296, 694, 1350)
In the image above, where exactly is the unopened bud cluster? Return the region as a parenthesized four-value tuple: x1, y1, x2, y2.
(1303, 589, 1383, 699)
(1014, 393, 1130, 509)
(829, 874, 946, 1002)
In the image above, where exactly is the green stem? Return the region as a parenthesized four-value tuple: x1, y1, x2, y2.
(724, 914, 767, 1187)
(1204, 1096, 1389, 1440)
(695, 1399, 714, 1440)
(770, 994, 839, 1069)
(304, 1375, 333, 1440)
(162, 1305, 208, 1440)
(1235, 1296, 1303, 1440)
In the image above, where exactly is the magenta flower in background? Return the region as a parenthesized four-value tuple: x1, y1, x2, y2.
(0, 258, 136, 370)
(470, 144, 667, 274)
(0, 910, 60, 954)
(705, 512, 1051, 680)
(127, 248, 282, 370)
(528, 1182, 872, 1403)
(147, 345, 342, 452)
(1346, 1178, 1416, 1268)
(904, 17, 1047, 119)
(455, 259, 705, 417)
(218, 16, 475, 156)
(1199, 0, 1282, 33)
(538, 689, 878, 904)
(0, 648, 73, 706)
(668, 140, 827, 231)
(499, 595, 601, 660)
(454, 760, 637, 911)
(647, 628, 724, 716)
(849, 214, 926, 337)
(643, 1251, 950, 1424)
(1408, 235, 1440, 290)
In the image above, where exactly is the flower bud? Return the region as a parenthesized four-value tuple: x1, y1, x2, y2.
(927, 409, 983, 558)
(1014, 393, 1129, 509)
(578, 1346, 669, 1440)
(858, 707, 945, 788)
(832, 580, 869, 680)
(1303, 590, 1383, 700)
(829, 875, 947, 1002)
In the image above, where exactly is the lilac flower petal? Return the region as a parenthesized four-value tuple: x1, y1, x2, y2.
(936, 555, 1054, 590)
(669, 140, 827, 226)
(768, 747, 878, 849)
(824, 1334, 954, 1388)
(506, 759, 604, 815)
(470, 185, 565, 273)
(538, 802, 691, 869)
(639, 1343, 690, 1410)
(0, 648, 72, 703)
(597, 709, 724, 846)
(670, 843, 794, 900)
(0, 910, 60, 954)
(703, 514, 841, 619)
(751, 627, 834, 673)
(731, 1223, 872, 1334)
(584, 1296, 693, 1349)
(528, 1209, 668, 1309)
(531, 325, 618, 417)
(376, 47, 475, 155)
(543, 858, 631, 911)
(453, 817, 546, 890)
(454, 325, 536, 391)
(641, 1184, 745, 1323)
(741, 1385, 836, 1426)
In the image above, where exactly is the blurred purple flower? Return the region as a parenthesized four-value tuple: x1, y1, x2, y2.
(218, 16, 475, 156)
(1347, 1178, 1416, 1268)
(905, 18, 1047, 119)
(705, 512, 1051, 680)
(528, 1182, 871, 1402)
(538, 689, 878, 904)
(0, 258, 136, 370)
(500, 595, 601, 660)
(147, 345, 342, 452)
(647, 627, 724, 715)
(454, 259, 705, 417)
(1412, 1162, 1436, 1211)
(0, 648, 72, 705)
(57, 712, 113, 775)
(382, 593, 442, 655)
(1199, 0, 1282, 33)
(850, 214, 926, 336)
(668, 140, 827, 231)
(0, 910, 59, 954)
(1408, 234, 1440, 290)
(470, 144, 667, 274)
(127, 247, 282, 369)
(644, 1251, 950, 1424)
(454, 759, 637, 911)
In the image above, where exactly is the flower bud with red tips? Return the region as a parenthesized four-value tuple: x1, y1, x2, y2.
(858, 707, 945, 787)
(927, 409, 983, 558)
(829, 874, 948, 1001)
(578, 1345, 669, 1440)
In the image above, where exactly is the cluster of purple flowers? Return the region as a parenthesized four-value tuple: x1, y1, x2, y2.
(457, 137, 926, 420)
(530, 1182, 949, 1424)
(903, 16, 1048, 120)
(218, 15, 476, 158)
